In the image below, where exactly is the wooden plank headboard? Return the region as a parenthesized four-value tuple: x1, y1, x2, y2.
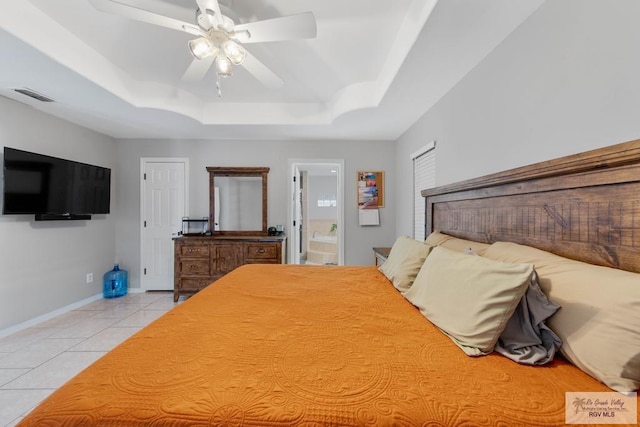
(422, 139, 640, 273)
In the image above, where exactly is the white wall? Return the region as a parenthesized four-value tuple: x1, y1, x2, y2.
(116, 138, 396, 289)
(0, 97, 117, 330)
(395, 0, 640, 237)
(308, 175, 338, 220)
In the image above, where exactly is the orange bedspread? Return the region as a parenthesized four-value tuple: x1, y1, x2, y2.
(19, 265, 637, 426)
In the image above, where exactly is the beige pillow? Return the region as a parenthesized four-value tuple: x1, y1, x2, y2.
(484, 241, 640, 392)
(404, 246, 533, 356)
(424, 230, 454, 246)
(425, 231, 490, 255)
(379, 236, 432, 293)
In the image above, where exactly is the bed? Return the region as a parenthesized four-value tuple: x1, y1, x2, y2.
(19, 140, 640, 426)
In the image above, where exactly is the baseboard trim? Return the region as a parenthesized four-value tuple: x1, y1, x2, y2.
(0, 293, 102, 339)
(1, 287, 148, 339)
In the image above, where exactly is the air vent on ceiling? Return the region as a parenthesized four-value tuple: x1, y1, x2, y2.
(13, 88, 55, 103)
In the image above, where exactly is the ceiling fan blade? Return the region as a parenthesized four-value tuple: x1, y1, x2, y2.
(234, 12, 317, 44)
(241, 52, 284, 89)
(181, 57, 215, 82)
(89, 0, 201, 36)
(195, 0, 223, 28)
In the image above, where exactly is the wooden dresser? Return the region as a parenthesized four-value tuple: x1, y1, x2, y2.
(173, 235, 286, 302)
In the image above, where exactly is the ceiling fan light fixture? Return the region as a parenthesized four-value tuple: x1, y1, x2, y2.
(188, 37, 216, 60)
(222, 40, 246, 65)
(90, 0, 318, 94)
(215, 54, 232, 76)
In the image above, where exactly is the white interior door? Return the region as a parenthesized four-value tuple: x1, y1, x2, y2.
(141, 159, 188, 290)
(292, 166, 302, 264)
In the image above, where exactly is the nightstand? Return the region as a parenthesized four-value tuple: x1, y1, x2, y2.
(373, 247, 391, 266)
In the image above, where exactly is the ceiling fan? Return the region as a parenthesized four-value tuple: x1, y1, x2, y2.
(89, 0, 317, 96)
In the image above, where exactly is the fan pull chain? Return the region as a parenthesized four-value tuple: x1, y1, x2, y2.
(216, 74, 223, 97)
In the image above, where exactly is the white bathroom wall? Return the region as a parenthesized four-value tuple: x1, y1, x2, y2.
(308, 175, 338, 220)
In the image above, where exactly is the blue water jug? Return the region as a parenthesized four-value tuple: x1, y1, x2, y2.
(103, 264, 128, 298)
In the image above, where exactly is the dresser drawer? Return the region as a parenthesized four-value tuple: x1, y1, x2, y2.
(179, 278, 212, 291)
(180, 244, 210, 257)
(245, 243, 278, 260)
(178, 259, 210, 276)
(174, 237, 285, 302)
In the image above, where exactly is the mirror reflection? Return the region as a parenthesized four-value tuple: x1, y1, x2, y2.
(214, 176, 263, 231)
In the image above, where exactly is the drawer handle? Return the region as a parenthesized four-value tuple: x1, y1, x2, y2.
(189, 265, 199, 270)
(258, 248, 265, 253)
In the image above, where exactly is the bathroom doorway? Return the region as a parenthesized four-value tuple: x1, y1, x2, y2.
(287, 159, 344, 265)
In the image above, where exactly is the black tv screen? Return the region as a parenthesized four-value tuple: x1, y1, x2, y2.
(2, 147, 111, 219)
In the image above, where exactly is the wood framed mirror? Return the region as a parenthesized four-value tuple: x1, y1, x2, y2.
(207, 167, 269, 236)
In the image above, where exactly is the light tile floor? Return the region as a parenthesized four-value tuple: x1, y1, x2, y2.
(0, 292, 181, 426)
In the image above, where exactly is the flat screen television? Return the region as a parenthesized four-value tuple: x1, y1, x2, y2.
(2, 147, 111, 220)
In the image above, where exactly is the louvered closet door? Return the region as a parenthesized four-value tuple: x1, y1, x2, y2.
(413, 144, 436, 241)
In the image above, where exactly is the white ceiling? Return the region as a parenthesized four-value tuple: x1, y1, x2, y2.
(0, 0, 543, 141)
